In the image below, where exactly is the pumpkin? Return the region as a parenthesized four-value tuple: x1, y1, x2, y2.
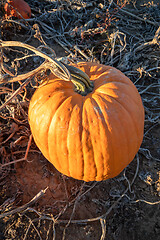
(4, 0, 31, 19)
(28, 62, 144, 182)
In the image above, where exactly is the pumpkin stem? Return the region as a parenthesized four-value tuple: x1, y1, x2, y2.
(63, 63, 94, 96)
(0, 40, 94, 95)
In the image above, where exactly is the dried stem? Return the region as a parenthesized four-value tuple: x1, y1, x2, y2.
(0, 78, 31, 110)
(0, 187, 49, 219)
(0, 40, 71, 81)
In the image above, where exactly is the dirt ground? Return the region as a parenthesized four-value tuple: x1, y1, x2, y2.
(0, 0, 160, 239)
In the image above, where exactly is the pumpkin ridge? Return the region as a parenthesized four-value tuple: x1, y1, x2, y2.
(80, 97, 85, 180)
(98, 80, 131, 86)
(98, 81, 132, 89)
(94, 69, 133, 86)
(91, 96, 107, 180)
(48, 96, 74, 175)
(105, 95, 131, 162)
(97, 93, 135, 176)
(96, 82, 139, 106)
(89, 69, 112, 80)
(79, 97, 85, 180)
(66, 116, 72, 178)
(96, 74, 131, 86)
(29, 87, 76, 121)
(91, 97, 104, 180)
(93, 94, 117, 178)
(29, 91, 71, 160)
(96, 82, 143, 142)
(102, 92, 141, 152)
(113, 83, 141, 107)
(82, 100, 97, 181)
(76, 62, 111, 79)
(29, 89, 68, 114)
(46, 97, 69, 166)
(48, 115, 62, 171)
(66, 96, 84, 179)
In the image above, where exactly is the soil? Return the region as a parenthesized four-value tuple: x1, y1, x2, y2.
(0, 0, 160, 239)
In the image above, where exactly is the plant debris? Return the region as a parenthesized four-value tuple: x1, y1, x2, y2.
(0, 0, 160, 239)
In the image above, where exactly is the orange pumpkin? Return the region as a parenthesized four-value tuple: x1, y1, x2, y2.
(4, 0, 31, 19)
(28, 62, 144, 182)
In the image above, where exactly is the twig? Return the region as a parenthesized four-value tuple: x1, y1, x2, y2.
(0, 134, 33, 169)
(108, 0, 114, 10)
(2, 19, 31, 31)
(0, 40, 71, 81)
(62, 182, 86, 240)
(132, 199, 160, 205)
(134, 26, 160, 52)
(73, 45, 90, 60)
(0, 123, 18, 145)
(114, 3, 159, 26)
(100, 218, 107, 240)
(0, 187, 49, 219)
(139, 83, 159, 95)
(23, 219, 33, 240)
(144, 122, 159, 137)
(24, 134, 33, 160)
(0, 158, 26, 168)
(23, 215, 43, 240)
(37, 20, 90, 60)
(0, 77, 31, 111)
(1, 60, 50, 83)
(139, 148, 160, 162)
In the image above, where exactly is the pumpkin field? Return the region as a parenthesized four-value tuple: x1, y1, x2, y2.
(0, 0, 160, 239)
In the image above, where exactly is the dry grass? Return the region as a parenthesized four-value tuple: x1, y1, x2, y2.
(0, 0, 160, 239)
